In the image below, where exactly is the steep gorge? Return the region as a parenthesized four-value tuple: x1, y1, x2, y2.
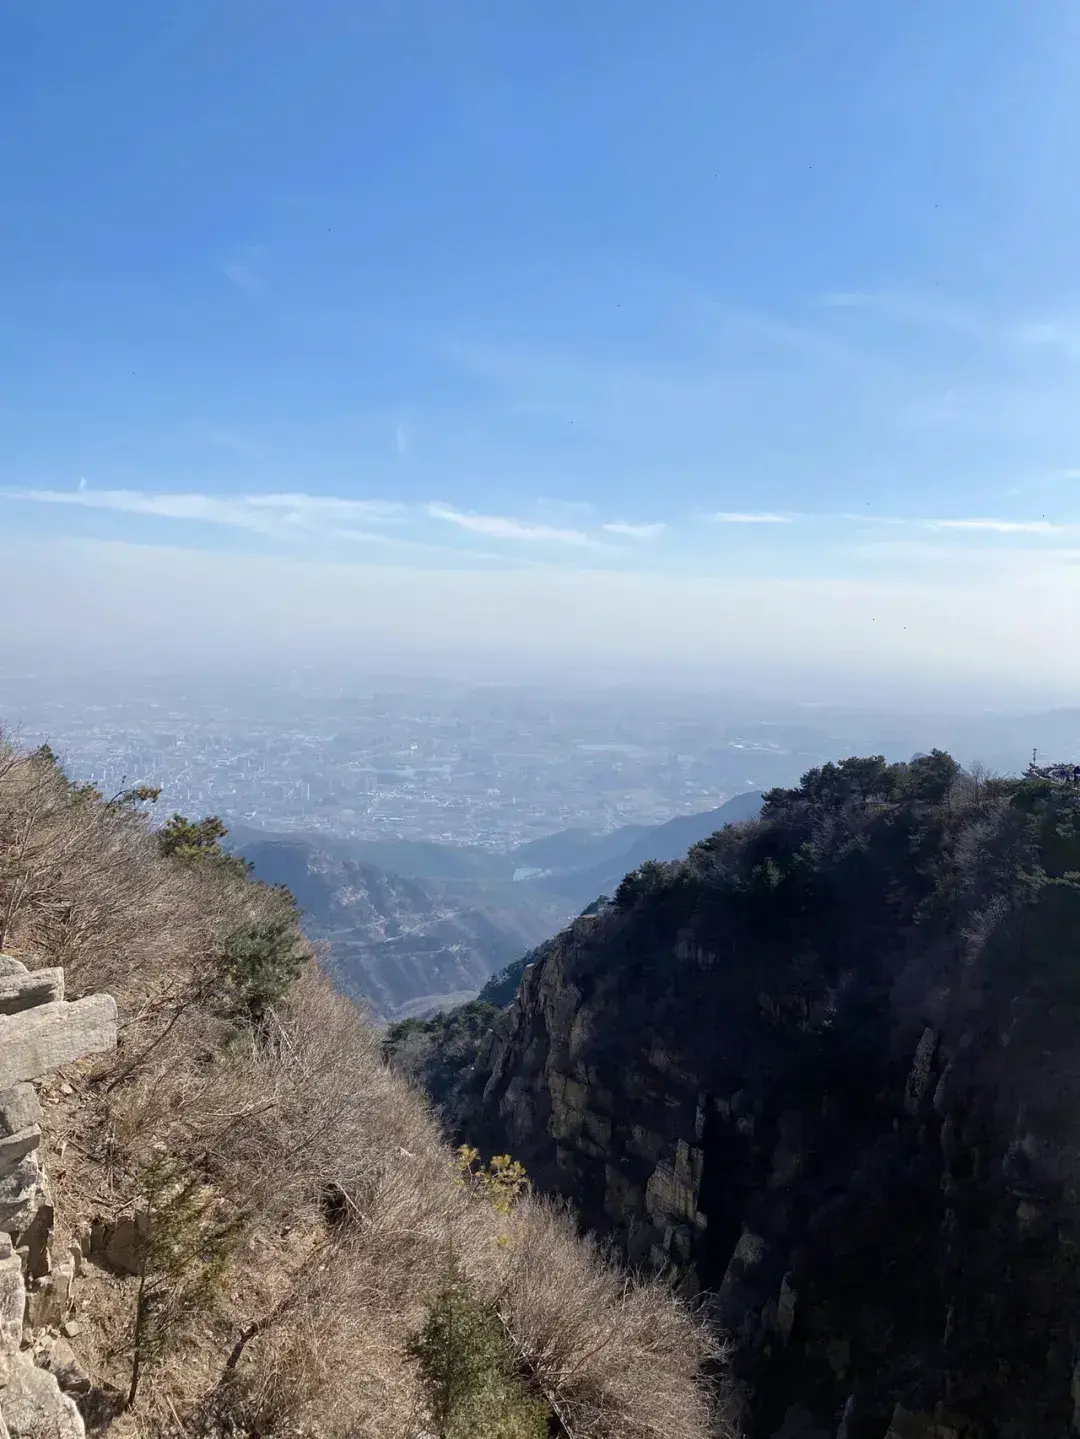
(412, 755, 1080, 1438)
(236, 835, 546, 1019)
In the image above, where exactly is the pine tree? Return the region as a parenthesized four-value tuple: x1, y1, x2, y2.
(217, 916, 307, 1028)
(156, 813, 251, 878)
(406, 1248, 547, 1439)
(127, 1150, 245, 1408)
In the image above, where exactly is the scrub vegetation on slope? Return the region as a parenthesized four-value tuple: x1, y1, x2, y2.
(0, 734, 728, 1439)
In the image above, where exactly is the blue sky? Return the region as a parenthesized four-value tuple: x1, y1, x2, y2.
(3, 2, 1080, 696)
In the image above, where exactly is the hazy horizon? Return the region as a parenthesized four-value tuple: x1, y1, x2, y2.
(3, 534, 1080, 711)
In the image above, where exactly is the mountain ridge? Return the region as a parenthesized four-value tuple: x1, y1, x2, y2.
(525, 789, 764, 912)
(233, 792, 764, 1017)
(396, 753, 1080, 1436)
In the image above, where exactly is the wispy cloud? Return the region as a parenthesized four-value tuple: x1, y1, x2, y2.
(819, 291, 980, 335)
(602, 521, 667, 539)
(839, 512, 1076, 537)
(222, 262, 263, 298)
(12, 486, 1068, 567)
(5, 487, 274, 530)
(822, 292, 890, 310)
(246, 492, 406, 522)
(426, 502, 597, 546)
(207, 430, 262, 458)
(221, 245, 267, 298)
(713, 309, 858, 368)
(534, 497, 599, 524)
(838, 512, 910, 525)
(926, 517, 1069, 534)
(710, 511, 797, 524)
(395, 423, 410, 456)
(1005, 467, 1080, 498)
(0, 487, 407, 544)
(1, 486, 616, 554)
(1014, 319, 1080, 362)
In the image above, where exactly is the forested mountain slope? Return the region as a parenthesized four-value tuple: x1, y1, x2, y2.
(404, 753, 1080, 1437)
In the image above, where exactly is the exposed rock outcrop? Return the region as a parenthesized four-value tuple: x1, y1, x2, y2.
(0, 955, 117, 1439)
(1, 1359, 84, 1439)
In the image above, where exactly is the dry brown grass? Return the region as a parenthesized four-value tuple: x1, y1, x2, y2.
(493, 1201, 725, 1439)
(0, 733, 732, 1439)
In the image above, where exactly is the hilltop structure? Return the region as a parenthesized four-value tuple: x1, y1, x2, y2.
(1025, 751, 1080, 784)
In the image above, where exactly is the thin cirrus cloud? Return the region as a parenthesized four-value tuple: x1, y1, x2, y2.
(221, 261, 263, 298)
(220, 244, 268, 298)
(0, 487, 408, 544)
(784, 511, 1074, 537)
(926, 517, 1069, 534)
(818, 290, 982, 336)
(846, 514, 1075, 536)
(1013, 318, 1080, 362)
(710, 511, 798, 524)
(425, 501, 598, 546)
(0, 486, 630, 552)
(601, 521, 668, 539)
(5, 487, 1073, 564)
(243, 492, 406, 523)
(207, 430, 262, 458)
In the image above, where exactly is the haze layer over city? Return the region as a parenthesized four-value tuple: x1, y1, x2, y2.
(3, 670, 1078, 855)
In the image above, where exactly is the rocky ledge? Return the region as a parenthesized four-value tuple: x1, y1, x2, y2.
(0, 955, 116, 1439)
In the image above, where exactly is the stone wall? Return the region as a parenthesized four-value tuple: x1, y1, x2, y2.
(0, 955, 117, 1439)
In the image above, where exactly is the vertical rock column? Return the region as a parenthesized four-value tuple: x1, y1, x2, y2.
(0, 956, 117, 1439)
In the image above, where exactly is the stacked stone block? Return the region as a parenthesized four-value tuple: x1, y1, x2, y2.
(0, 956, 116, 1439)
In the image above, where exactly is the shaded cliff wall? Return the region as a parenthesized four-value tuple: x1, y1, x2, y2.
(452, 766, 1080, 1437)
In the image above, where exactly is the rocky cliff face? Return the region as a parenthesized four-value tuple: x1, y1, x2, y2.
(0, 955, 118, 1439)
(439, 758, 1080, 1438)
